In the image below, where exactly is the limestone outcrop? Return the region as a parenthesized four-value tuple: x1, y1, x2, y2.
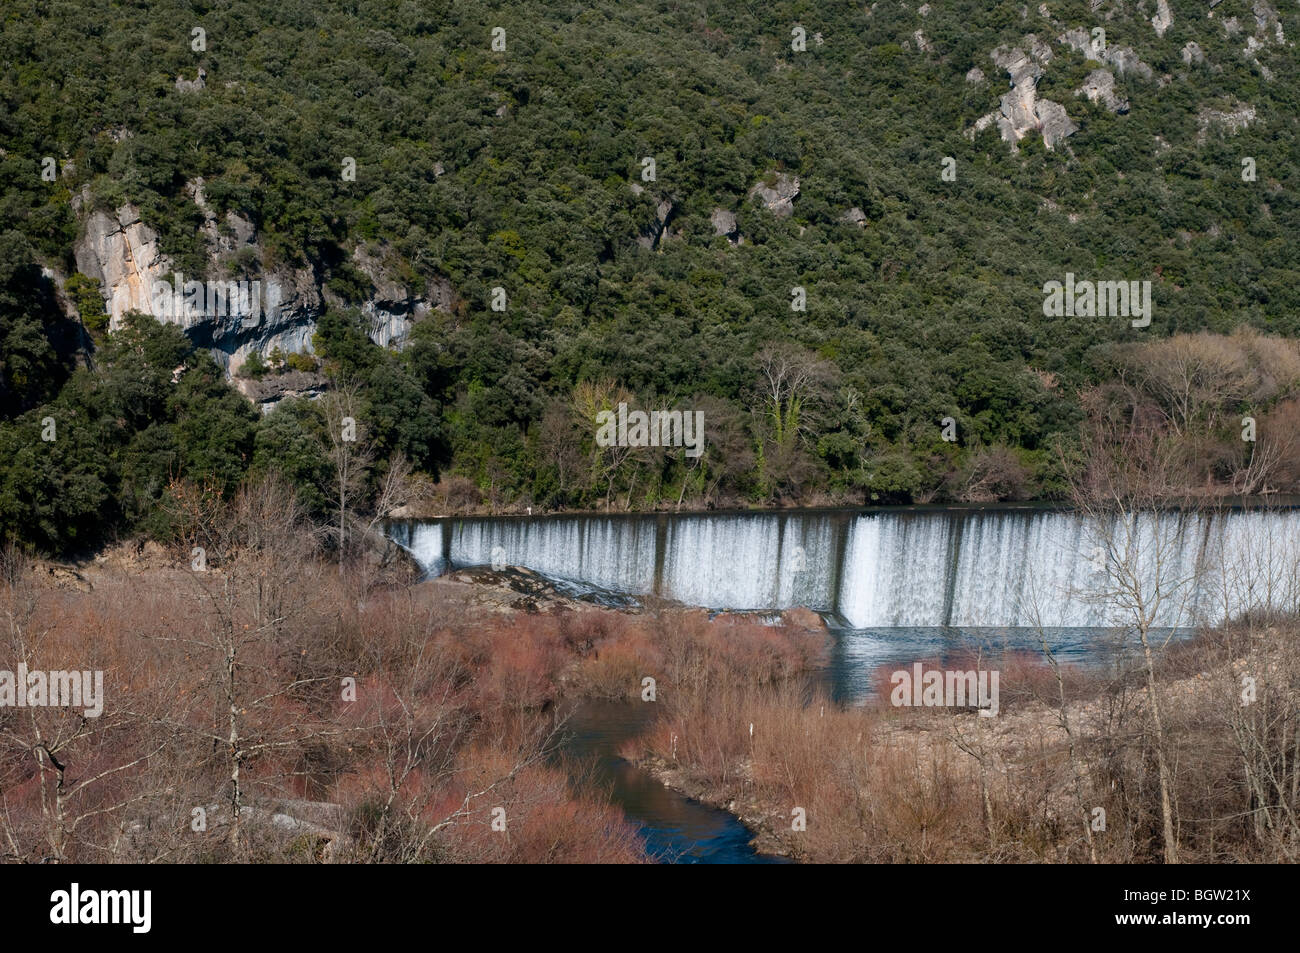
(749, 173, 800, 218)
(1197, 100, 1257, 144)
(1151, 0, 1173, 38)
(969, 42, 1076, 152)
(1078, 69, 1129, 113)
(711, 208, 739, 243)
(72, 186, 451, 378)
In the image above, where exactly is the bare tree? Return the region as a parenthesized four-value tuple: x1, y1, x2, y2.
(1020, 570, 1099, 863)
(1233, 413, 1297, 496)
(572, 378, 636, 509)
(538, 398, 583, 503)
(322, 382, 374, 564)
(752, 343, 836, 498)
(1072, 488, 1200, 864)
(1133, 333, 1252, 437)
(157, 476, 353, 859)
(0, 546, 172, 862)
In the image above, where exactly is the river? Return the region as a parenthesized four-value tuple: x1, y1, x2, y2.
(389, 503, 1300, 861)
(557, 699, 789, 864)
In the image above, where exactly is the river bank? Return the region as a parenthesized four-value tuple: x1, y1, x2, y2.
(4, 543, 827, 863)
(629, 617, 1300, 863)
(12, 535, 1298, 864)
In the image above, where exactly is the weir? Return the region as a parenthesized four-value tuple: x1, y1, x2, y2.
(387, 506, 1300, 628)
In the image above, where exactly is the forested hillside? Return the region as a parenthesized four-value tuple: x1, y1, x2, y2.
(2, 0, 1299, 552)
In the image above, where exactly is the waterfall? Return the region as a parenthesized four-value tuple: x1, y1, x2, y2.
(449, 516, 658, 594)
(387, 520, 445, 575)
(659, 513, 841, 609)
(391, 507, 1300, 628)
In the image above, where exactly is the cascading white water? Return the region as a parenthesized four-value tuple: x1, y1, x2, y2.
(450, 516, 658, 594)
(837, 508, 1300, 627)
(659, 513, 839, 609)
(836, 512, 959, 627)
(387, 520, 445, 575)
(391, 507, 1300, 628)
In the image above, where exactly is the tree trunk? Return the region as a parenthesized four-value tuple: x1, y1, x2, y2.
(1139, 626, 1179, 864)
(227, 646, 243, 856)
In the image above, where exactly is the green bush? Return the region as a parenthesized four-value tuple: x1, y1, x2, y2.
(239, 350, 268, 379)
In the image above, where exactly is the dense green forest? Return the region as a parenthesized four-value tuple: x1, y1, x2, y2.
(2, 0, 1298, 553)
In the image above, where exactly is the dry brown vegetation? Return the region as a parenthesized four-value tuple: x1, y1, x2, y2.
(629, 616, 1300, 863)
(0, 479, 828, 864)
(0, 476, 653, 864)
(1081, 327, 1300, 498)
(3, 472, 1296, 865)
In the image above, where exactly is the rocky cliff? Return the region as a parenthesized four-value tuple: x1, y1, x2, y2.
(72, 184, 452, 376)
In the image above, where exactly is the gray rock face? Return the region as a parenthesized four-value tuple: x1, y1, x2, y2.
(425, 274, 457, 314)
(749, 173, 800, 217)
(74, 205, 169, 323)
(711, 207, 739, 242)
(1104, 45, 1150, 79)
(74, 202, 322, 374)
(1059, 28, 1154, 80)
(971, 42, 1075, 152)
(840, 207, 868, 228)
(1252, 0, 1285, 43)
(72, 193, 452, 379)
(1181, 42, 1205, 65)
(190, 177, 255, 256)
(1197, 100, 1257, 144)
(1078, 69, 1129, 113)
(992, 45, 1045, 137)
(1240, 1, 1283, 78)
(174, 68, 206, 93)
(637, 197, 675, 249)
(1151, 0, 1173, 38)
(235, 369, 328, 414)
(966, 66, 986, 83)
(968, 24, 1174, 151)
(350, 242, 448, 349)
(1034, 100, 1079, 149)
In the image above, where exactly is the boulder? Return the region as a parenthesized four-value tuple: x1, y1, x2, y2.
(711, 207, 739, 242)
(1151, 0, 1173, 38)
(174, 68, 206, 94)
(749, 173, 800, 218)
(840, 207, 868, 227)
(1077, 69, 1129, 114)
(637, 197, 675, 249)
